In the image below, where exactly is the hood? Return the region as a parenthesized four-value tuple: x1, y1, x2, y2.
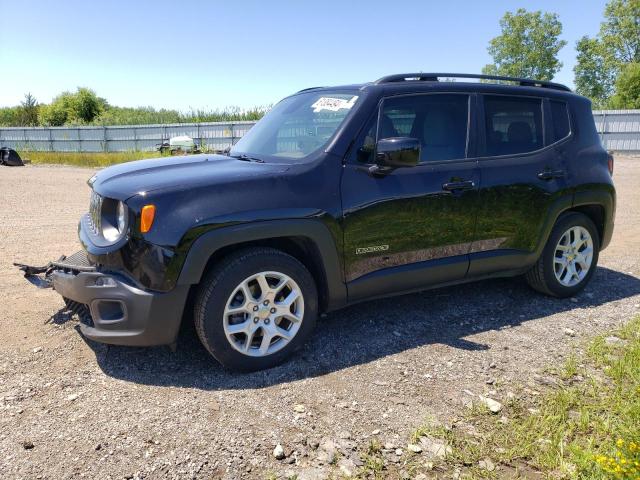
(90, 154, 290, 199)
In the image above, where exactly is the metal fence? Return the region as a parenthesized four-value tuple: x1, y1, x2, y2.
(0, 121, 257, 152)
(592, 110, 640, 152)
(1, 110, 639, 153)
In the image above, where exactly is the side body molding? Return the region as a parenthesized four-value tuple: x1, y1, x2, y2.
(176, 219, 348, 311)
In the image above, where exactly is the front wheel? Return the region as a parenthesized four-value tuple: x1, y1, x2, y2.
(525, 212, 600, 297)
(193, 247, 318, 372)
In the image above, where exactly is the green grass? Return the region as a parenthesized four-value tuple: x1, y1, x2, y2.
(402, 316, 640, 479)
(19, 151, 166, 168)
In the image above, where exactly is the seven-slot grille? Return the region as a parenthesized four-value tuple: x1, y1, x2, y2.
(88, 190, 102, 235)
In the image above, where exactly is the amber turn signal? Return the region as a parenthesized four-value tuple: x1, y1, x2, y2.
(140, 205, 156, 233)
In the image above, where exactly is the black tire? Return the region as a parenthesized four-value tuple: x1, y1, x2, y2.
(193, 247, 318, 372)
(525, 212, 600, 297)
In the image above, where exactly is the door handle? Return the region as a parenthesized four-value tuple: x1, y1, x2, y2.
(442, 180, 475, 192)
(537, 170, 566, 180)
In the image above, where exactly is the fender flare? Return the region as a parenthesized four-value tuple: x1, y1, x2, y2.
(176, 219, 347, 310)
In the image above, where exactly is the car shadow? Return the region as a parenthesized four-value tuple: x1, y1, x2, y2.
(74, 266, 640, 389)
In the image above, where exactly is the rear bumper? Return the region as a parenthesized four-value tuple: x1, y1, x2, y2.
(18, 251, 189, 347)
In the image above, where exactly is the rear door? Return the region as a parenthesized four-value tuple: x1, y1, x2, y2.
(341, 92, 480, 301)
(468, 94, 571, 277)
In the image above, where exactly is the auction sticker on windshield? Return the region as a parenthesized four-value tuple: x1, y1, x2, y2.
(311, 96, 358, 113)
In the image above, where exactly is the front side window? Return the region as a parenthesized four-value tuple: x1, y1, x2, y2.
(230, 90, 360, 162)
(380, 94, 469, 162)
(484, 95, 543, 156)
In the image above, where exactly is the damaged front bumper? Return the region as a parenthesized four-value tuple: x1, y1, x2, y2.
(15, 251, 189, 347)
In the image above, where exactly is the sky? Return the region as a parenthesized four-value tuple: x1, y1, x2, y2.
(0, 0, 609, 111)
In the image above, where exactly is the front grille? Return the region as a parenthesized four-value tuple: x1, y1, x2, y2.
(53, 251, 94, 270)
(88, 190, 102, 235)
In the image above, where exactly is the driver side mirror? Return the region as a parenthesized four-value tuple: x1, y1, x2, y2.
(375, 137, 420, 170)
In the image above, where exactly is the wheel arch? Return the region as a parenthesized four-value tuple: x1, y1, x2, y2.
(176, 220, 347, 312)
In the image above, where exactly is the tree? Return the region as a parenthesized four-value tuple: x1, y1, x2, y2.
(609, 62, 640, 108)
(574, 0, 640, 106)
(19, 93, 39, 126)
(70, 87, 107, 123)
(37, 87, 107, 125)
(482, 9, 566, 81)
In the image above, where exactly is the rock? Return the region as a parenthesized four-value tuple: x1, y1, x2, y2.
(293, 404, 306, 413)
(395, 448, 403, 456)
(317, 439, 337, 464)
(605, 336, 626, 346)
(66, 393, 80, 402)
(273, 444, 286, 460)
(338, 430, 352, 440)
(479, 395, 502, 413)
(393, 331, 402, 337)
(479, 458, 496, 471)
(418, 436, 451, 459)
(407, 443, 422, 453)
(570, 297, 578, 303)
(22, 440, 34, 450)
(563, 328, 577, 337)
(338, 457, 357, 477)
(371, 429, 380, 435)
(32, 347, 43, 353)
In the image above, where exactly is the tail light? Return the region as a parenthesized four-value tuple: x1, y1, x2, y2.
(607, 152, 614, 176)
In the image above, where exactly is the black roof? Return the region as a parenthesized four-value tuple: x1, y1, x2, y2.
(297, 73, 572, 95)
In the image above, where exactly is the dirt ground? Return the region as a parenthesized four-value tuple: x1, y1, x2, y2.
(1, 157, 639, 480)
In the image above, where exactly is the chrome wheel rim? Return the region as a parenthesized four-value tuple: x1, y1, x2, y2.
(223, 271, 304, 357)
(553, 226, 593, 287)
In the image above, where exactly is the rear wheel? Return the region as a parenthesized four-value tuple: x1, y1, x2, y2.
(525, 212, 600, 297)
(194, 247, 317, 371)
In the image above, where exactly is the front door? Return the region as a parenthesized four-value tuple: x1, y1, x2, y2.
(341, 93, 480, 301)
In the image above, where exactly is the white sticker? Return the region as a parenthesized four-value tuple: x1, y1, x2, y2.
(311, 95, 358, 113)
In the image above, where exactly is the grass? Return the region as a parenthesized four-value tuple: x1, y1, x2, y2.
(19, 150, 166, 168)
(399, 316, 640, 479)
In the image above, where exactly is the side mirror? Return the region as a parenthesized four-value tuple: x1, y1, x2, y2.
(375, 137, 420, 169)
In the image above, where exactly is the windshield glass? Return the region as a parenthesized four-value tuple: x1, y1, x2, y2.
(230, 90, 360, 162)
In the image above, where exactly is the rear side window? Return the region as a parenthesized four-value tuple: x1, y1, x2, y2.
(484, 96, 543, 156)
(381, 94, 469, 162)
(550, 100, 571, 142)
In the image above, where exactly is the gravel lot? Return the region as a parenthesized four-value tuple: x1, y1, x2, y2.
(1, 157, 639, 479)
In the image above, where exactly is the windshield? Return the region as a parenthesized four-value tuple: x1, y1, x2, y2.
(230, 90, 360, 162)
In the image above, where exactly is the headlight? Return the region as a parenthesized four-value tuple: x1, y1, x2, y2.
(101, 200, 128, 243)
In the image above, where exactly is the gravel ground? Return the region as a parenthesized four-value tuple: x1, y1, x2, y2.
(1, 157, 639, 480)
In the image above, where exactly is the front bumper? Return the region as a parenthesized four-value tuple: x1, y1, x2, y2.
(16, 251, 189, 347)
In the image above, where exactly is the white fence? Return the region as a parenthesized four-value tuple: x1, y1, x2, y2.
(0, 121, 257, 152)
(592, 110, 640, 152)
(0, 110, 639, 152)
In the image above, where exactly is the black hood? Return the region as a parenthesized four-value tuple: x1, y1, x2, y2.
(90, 154, 289, 200)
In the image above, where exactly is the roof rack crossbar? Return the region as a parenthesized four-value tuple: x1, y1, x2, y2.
(374, 73, 571, 92)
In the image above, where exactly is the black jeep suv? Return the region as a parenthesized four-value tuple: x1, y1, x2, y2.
(19, 73, 615, 371)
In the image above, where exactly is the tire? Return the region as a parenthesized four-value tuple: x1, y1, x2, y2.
(525, 212, 600, 298)
(193, 247, 318, 372)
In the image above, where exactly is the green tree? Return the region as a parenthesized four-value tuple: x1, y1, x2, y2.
(609, 62, 640, 108)
(70, 87, 107, 123)
(38, 92, 73, 126)
(18, 93, 39, 126)
(482, 8, 566, 81)
(37, 87, 107, 125)
(574, 0, 640, 106)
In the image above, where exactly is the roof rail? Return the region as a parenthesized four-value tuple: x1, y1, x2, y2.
(374, 73, 571, 92)
(296, 86, 325, 93)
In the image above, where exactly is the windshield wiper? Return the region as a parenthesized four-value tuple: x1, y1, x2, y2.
(229, 153, 265, 163)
